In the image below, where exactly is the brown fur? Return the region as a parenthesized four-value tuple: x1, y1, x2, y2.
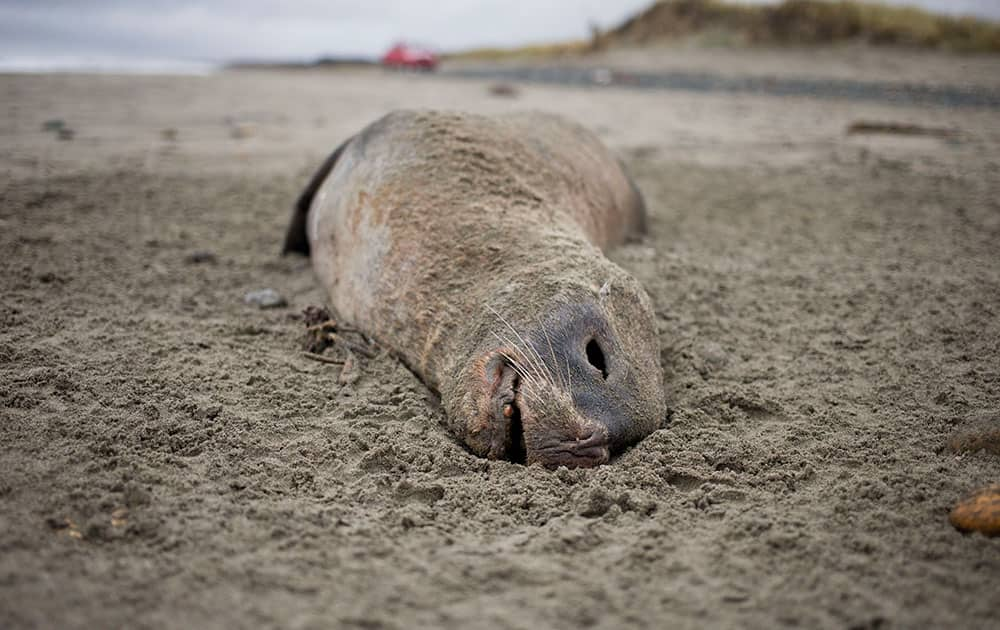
(287, 110, 665, 467)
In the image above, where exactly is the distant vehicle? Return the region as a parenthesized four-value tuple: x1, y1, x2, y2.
(381, 43, 438, 71)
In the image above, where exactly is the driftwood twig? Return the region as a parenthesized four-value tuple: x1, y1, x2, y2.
(302, 352, 345, 365)
(328, 333, 377, 359)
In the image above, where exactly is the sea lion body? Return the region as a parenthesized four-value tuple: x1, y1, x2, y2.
(285, 110, 665, 467)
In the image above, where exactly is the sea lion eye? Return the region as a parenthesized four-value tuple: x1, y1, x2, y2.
(586, 339, 608, 379)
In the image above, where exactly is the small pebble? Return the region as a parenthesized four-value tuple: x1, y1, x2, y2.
(488, 83, 519, 98)
(185, 250, 217, 264)
(229, 123, 256, 139)
(244, 288, 287, 309)
(950, 485, 1000, 537)
(161, 127, 179, 141)
(57, 128, 75, 141)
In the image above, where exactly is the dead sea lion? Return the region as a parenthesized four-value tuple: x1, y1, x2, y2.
(284, 110, 665, 468)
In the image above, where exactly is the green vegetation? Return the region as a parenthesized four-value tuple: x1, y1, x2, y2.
(443, 41, 589, 62)
(609, 0, 1000, 51)
(448, 0, 1000, 59)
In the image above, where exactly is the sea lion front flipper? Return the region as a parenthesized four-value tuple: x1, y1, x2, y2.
(282, 137, 353, 256)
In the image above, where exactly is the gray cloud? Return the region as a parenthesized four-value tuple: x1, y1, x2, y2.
(0, 0, 996, 64)
(0, 1, 650, 61)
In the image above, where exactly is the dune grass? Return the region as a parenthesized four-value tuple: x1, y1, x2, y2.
(447, 0, 1000, 60)
(443, 41, 590, 62)
(610, 0, 1000, 51)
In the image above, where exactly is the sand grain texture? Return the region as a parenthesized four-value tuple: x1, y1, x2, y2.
(1, 57, 999, 628)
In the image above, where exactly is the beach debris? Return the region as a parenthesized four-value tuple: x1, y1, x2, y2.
(37, 271, 65, 284)
(302, 305, 337, 353)
(338, 351, 359, 385)
(949, 485, 1000, 537)
(488, 82, 519, 98)
(47, 516, 83, 539)
(184, 250, 217, 264)
(41, 118, 74, 140)
(111, 507, 129, 528)
(945, 414, 1000, 456)
(243, 288, 287, 309)
(302, 351, 343, 365)
(228, 122, 256, 140)
(161, 127, 179, 141)
(846, 120, 958, 139)
(299, 305, 377, 366)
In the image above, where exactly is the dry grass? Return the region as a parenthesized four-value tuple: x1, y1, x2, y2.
(444, 40, 590, 62)
(447, 0, 1000, 59)
(609, 0, 1000, 52)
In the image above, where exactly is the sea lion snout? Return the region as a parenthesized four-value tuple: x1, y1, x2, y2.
(468, 348, 614, 468)
(465, 297, 662, 469)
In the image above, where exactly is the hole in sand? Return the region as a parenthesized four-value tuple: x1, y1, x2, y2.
(586, 339, 608, 379)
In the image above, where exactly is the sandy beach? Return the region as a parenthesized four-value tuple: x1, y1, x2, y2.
(2, 46, 999, 628)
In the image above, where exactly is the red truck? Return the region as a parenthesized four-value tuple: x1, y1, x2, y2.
(381, 43, 438, 71)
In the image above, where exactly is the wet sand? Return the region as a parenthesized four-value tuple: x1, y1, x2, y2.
(2, 48, 999, 628)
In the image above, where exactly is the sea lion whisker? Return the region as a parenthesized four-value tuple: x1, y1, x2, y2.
(519, 332, 556, 388)
(489, 311, 549, 384)
(490, 332, 541, 387)
(538, 317, 566, 390)
(519, 386, 544, 407)
(487, 305, 554, 389)
(496, 350, 543, 405)
(495, 347, 546, 405)
(500, 353, 535, 388)
(526, 326, 559, 389)
(494, 344, 549, 399)
(508, 370, 544, 406)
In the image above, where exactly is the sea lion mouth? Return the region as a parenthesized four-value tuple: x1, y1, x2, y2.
(512, 383, 610, 469)
(529, 428, 610, 469)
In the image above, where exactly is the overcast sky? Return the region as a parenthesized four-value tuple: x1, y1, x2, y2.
(1, 0, 998, 66)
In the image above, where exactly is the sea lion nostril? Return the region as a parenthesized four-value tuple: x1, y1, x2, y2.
(586, 339, 608, 379)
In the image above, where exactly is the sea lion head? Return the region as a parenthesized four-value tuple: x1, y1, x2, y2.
(454, 271, 666, 468)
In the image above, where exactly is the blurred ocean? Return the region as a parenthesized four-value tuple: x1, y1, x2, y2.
(0, 55, 218, 75)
